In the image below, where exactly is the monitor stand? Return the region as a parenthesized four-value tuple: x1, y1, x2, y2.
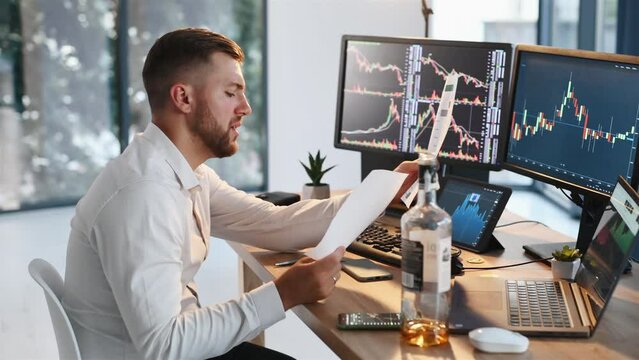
(523, 192, 608, 263)
(360, 152, 416, 180)
(361, 152, 491, 183)
(440, 163, 490, 183)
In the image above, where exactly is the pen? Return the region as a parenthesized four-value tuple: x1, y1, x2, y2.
(275, 258, 299, 267)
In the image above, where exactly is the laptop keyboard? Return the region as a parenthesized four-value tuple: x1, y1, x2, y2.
(506, 280, 572, 328)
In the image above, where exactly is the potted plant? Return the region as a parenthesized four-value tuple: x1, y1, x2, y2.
(551, 245, 582, 281)
(300, 150, 336, 200)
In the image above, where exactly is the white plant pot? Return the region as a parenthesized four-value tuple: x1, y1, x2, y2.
(302, 184, 330, 200)
(551, 258, 581, 281)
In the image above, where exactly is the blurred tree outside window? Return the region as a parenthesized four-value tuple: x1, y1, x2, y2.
(0, 0, 119, 211)
(0, 0, 266, 212)
(126, 0, 266, 190)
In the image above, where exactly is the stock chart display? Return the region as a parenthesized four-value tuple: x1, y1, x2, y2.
(337, 38, 510, 166)
(507, 51, 639, 195)
(438, 179, 506, 247)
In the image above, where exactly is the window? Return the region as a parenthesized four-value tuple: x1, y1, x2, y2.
(126, 0, 266, 190)
(550, 0, 579, 49)
(0, 0, 119, 211)
(430, 0, 539, 45)
(596, 0, 617, 52)
(0, 0, 266, 212)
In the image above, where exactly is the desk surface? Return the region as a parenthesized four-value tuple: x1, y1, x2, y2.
(228, 211, 639, 359)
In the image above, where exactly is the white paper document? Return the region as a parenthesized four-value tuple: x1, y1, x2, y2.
(306, 170, 408, 260)
(427, 71, 460, 155)
(400, 72, 460, 208)
(401, 181, 419, 208)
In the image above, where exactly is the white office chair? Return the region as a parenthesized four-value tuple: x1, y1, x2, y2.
(28, 258, 81, 360)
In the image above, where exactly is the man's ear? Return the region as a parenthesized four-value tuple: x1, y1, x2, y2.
(169, 83, 194, 114)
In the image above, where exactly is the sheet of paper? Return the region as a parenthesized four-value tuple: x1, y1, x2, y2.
(427, 71, 459, 155)
(401, 180, 418, 208)
(400, 73, 460, 209)
(307, 170, 407, 260)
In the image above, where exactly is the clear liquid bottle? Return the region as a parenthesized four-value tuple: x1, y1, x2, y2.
(400, 151, 452, 348)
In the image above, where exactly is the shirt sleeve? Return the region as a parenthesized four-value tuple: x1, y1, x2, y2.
(93, 181, 285, 359)
(205, 170, 349, 251)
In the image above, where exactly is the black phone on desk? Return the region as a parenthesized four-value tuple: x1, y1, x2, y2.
(341, 258, 392, 282)
(337, 312, 401, 330)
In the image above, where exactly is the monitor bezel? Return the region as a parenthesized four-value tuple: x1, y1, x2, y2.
(503, 44, 639, 199)
(333, 34, 513, 171)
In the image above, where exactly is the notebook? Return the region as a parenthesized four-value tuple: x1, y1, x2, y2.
(448, 176, 639, 337)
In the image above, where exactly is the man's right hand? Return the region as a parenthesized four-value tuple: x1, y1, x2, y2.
(273, 247, 345, 310)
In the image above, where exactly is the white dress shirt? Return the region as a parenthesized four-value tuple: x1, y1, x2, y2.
(63, 123, 347, 359)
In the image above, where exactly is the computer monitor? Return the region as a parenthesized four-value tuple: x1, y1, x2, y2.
(505, 44, 639, 253)
(334, 35, 512, 179)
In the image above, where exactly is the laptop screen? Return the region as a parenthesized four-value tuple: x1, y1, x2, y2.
(575, 177, 639, 327)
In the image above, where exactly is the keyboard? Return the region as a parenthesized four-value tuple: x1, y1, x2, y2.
(348, 221, 465, 278)
(506, 280, 572, 328)
(347, 222, 402, 266)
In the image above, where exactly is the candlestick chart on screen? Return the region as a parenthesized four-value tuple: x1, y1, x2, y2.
(507, 52, 639, 194)
(339, 40, 509, 165)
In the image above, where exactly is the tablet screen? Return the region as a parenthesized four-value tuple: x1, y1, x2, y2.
(438, 176, 512, 252)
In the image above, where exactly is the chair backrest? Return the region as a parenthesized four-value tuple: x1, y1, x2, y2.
(28, 259, 81, 360)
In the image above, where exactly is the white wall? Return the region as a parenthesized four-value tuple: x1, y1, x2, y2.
(267, 0, 424, 192)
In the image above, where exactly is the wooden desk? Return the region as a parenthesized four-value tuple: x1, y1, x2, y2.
(228, 211, 639, 359)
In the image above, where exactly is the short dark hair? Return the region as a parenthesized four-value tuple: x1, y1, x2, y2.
(142, 28, 244, 111)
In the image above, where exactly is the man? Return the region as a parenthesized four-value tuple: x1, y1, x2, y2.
(63, 28, 416, 359)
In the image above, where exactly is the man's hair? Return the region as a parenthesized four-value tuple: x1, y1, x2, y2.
(142, 28, 244, 111)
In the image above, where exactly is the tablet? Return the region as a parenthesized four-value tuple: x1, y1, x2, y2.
(438, 176, 512, 253)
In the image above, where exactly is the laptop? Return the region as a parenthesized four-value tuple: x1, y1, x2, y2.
(448, 176, 639, 337)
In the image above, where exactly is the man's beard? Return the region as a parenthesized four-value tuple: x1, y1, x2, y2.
(190, 104, 238, 158)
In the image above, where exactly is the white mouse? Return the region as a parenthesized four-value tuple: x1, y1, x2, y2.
(468, 327, 529, 353)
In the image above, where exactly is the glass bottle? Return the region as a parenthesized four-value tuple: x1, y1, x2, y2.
(400, 151, 452, 347)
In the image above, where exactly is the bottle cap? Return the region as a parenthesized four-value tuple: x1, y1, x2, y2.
(417, 151, 440, 190)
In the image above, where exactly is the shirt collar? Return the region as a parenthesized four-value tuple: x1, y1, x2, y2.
(142, 122, 201, 191)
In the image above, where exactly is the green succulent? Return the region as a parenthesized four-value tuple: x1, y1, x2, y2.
(300, 150, 336, 186)
(552, 245, 581, 262)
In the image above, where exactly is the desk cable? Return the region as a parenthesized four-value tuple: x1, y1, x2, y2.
(463, 257, 553, 271)
(495, 220, 548, 229)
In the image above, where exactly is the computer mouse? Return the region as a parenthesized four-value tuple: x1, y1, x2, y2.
(468, 327, 529, 353)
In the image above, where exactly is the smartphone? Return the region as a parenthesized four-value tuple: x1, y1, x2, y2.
(337, 312, 401, 330)
(341, 258, 392, 282)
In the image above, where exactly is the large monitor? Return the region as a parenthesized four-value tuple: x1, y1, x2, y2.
(334, 35, 512, 176)
(505, 45, 639, 252)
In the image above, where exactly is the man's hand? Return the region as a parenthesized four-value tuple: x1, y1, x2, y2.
(274, 247, 345, 310)
(391, 160, 418, 204)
